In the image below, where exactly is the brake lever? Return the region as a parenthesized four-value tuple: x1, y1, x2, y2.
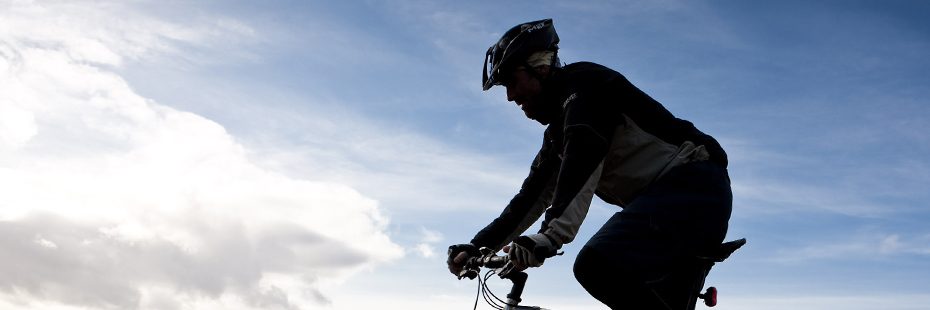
(458, 256, 480, 280)
(495, 261, 516, 278)
(458, 269, 478, 280)
(497, 250, 563, 278)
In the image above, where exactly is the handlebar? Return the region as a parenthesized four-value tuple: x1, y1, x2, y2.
(458, 246, 564, 280)
(456, 247, 562, 310)
(458, 247, 512, 280)
(458, 247, 531, 307)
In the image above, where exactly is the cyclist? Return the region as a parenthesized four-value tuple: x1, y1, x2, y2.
(448, 19, 733, 309)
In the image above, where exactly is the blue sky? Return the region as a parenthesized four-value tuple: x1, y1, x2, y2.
(1, 1, 929, 309)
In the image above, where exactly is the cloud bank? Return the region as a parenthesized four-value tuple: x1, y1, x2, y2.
(0, 1, 401, 309)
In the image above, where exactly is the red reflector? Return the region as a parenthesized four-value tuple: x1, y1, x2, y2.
(704, 287, 718, 307)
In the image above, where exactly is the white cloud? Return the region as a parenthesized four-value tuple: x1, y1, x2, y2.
(0, 99, 36, 150)
(550, 0, 689, 15)
(420, 227, 443, 244)
(243, 104, 526, 212)
(730, 180, 889, 217)
(412, 227, 444, 258)
(0, 1, 401, 309)
(415, 244, 436, 258)
(325, 292, 608, 310)
(722, 138, 922, 218)
(719, 294, 930, 310)
(769, 232, 930, 263)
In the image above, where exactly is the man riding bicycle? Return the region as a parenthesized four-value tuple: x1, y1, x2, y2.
(447, 19, 733, 309)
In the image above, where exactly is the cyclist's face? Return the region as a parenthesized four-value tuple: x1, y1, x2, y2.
(503, 67, 548, 123)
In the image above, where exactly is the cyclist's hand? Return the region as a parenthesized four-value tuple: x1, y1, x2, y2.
(507, 233, 560, 270)
(501, 244, 526, 271)
(447, 243, 478, 277)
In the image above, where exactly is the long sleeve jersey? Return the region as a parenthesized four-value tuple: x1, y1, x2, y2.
(470, 62, 728, 250)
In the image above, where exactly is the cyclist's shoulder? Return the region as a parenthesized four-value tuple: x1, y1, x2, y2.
(561, 61, 618, 78)
(555, 62, 629, 93)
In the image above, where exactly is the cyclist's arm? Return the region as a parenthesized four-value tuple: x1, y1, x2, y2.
(539, 91, 615, 245)
(471, 128, 561, 251)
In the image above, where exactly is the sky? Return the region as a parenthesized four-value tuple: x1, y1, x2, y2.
(1, 0, 929, 309)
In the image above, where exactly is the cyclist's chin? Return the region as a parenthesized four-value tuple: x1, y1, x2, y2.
(523, 107, 553, 125)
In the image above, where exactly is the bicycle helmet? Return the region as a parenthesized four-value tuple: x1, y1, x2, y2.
(482, 19, 560, 91)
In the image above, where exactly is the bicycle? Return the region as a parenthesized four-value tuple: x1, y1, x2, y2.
(456, 238, 746, 310)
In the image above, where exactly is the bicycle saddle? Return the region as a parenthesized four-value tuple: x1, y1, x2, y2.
(698, 238, 746, 262)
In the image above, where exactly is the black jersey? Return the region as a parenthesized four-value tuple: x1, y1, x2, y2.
(471, 62, 727, 250)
